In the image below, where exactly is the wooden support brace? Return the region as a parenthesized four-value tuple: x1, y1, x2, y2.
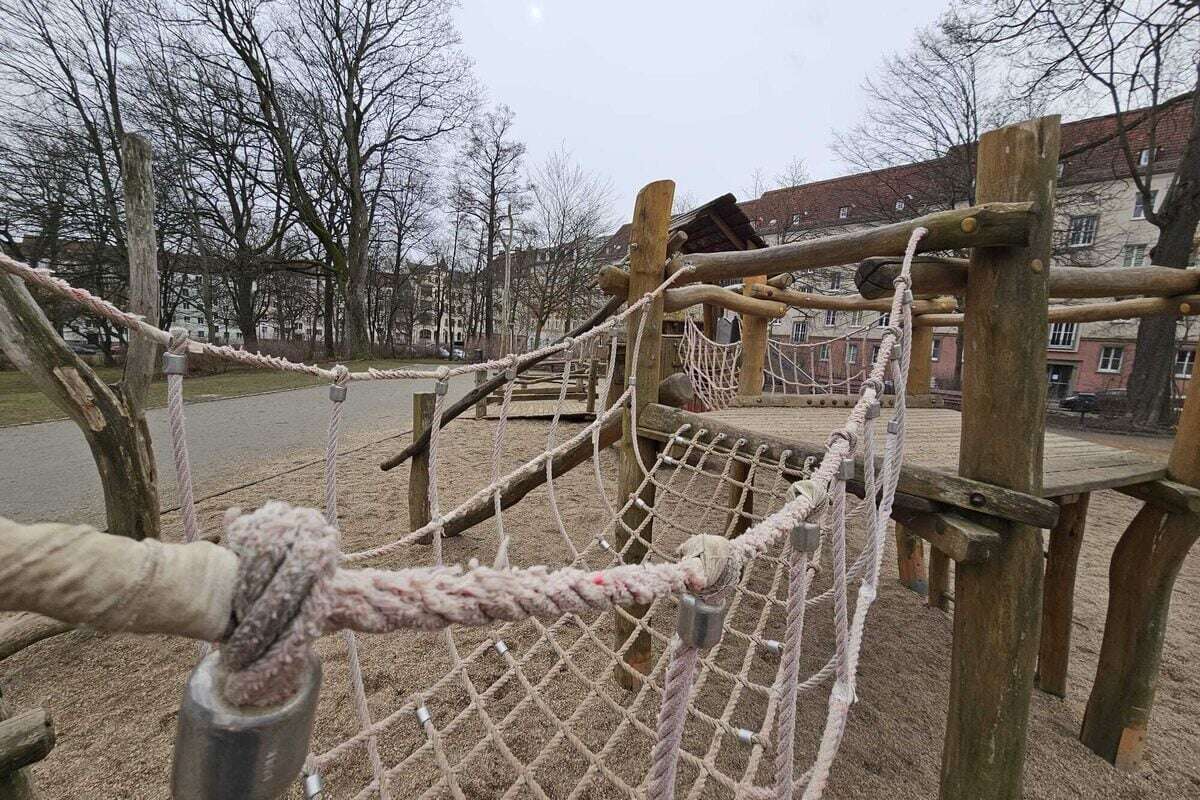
(892, 509, 1004, 564)
(1036, 493, 1090, 698)
(0, 708, 54, 778)
(927, 549, 951, 611)
(896, 324, 936, 593)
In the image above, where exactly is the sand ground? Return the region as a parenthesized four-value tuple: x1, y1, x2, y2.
(2, 414, 1197, 799)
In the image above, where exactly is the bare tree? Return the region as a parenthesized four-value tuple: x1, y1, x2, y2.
(450, 105, 526, 349)
(516, 147, 615, 346)
(775, 157, 810, 190)
(965, 0, 1200, 427)
(180, 0, 472, 357)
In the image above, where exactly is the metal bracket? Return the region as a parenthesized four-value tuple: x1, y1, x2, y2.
(790, 521, 820, 553)
(677, 593, 726, 650)
(163, 352, 187, 376)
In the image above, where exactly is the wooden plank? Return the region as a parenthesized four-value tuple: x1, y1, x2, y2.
(1042, 465, 1166, 498)
(748, 283, 956, 314)
(914, 294, 1200, 328)
(665, 201, 1037, 285)
(892, 509, 1003, 564)
(638, 403, 1058, 528)
(928, 548, 951, 611)
(942, 116, 1058, 800)
(614, 179, 673, 692)
(1037, 494, 1090, 698)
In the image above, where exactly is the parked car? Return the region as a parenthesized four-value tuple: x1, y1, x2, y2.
(1060, 393, 1098, 413)
(451, 347, 465, 360)
(67, 340, 99, 356)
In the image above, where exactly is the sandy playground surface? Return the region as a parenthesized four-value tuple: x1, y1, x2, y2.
(2, 413, 1198, 798)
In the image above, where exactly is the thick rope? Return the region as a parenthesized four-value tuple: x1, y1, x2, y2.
(165, 328, 199, 544)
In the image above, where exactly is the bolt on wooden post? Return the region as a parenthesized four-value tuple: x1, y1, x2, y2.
(940, 115, 1059, 800)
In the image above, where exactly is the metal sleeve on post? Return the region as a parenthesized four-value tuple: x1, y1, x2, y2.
(676, 593, 726, 650)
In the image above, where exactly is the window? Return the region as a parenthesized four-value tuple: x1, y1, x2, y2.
(791, 319, 808, 343)
(824, 310, 837, 326)
(818, 343, 830, 361)
(1098, 346, 1123, 373)
(791, 213, 802, 227)
(894, 199, 905, 211)
(1048, 322, 1078, 350)
(877, 312, 890, 327)
(931, 338, 941, 362)
(1133, 190, 1157, 220)
(847, 343, 859, 363)
(871, 344, 880, 362)
(1068, 215, 1098, 247)
(830, 272, 842, 290)
(1138, 147, 1162, 166)
(1177, 349, 1196, 379)
(838, 206, 850, 220)
(1122, 244, 1148, 268)
(848, 311, 863, 327)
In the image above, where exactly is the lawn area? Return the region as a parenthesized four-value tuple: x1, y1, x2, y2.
(0, 357, 440, 427)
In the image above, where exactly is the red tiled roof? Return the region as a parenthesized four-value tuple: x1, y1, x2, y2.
(735, 95, 1193, 240)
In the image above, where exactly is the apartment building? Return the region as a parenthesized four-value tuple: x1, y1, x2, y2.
(738, 100, 1197, 400)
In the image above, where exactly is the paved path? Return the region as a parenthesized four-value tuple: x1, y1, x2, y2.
(0, 375, 472, 529)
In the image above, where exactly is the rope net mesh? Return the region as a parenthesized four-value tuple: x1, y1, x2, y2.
(0, 230, 924, 799)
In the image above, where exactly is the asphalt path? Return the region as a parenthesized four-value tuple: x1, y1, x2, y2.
(0, 374, 472, 528)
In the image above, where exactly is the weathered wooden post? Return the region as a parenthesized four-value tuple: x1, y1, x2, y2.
(473, 370, 487, 420)
(725, 278, 770, 537)
(940, 116, 1059, 800)
(585, 357, 599, 413)
(614, 179, 673, 691)
(0, 686, 53, 799)
(1036, 492, 1089, 696)
(1080, 374, 1200, 768)
(410, 392, 435, 533)
(898, 325, 934, 594)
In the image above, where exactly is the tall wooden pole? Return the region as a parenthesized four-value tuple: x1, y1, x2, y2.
(614, 180, 673, 691)
(409, 392, 434, 534)
(724, 276, 769, 536)
(1080, 373, 1200, 768)
(897, 325, 934, 593)
(940, 116, 1059, 800)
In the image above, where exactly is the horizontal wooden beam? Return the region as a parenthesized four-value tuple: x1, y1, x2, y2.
(0, 707, 54, 776)
(891, 508, 1003, 563)
(1115, 479, 1200, 516)
(663, 201, 1037, 285)
(914, 294, 1200, 328)
(858, 257, 1200, 301)
(637, 403, 1060, 528)
(662, 284, 788, 317)
(600, 269, 789, 319)
(747, 283, 956, 314)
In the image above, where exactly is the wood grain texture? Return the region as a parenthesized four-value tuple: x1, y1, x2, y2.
(409, 392, 435, 540)
(614, 180, 673, 691)
(0, 708, 53, 777)
(941, 115, 1059, 800)
(1037, 493, 1090, 698)
(666, 201, 1036, 285)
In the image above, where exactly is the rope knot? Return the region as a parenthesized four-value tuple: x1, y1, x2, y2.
(331, 364, 350, 386)
(825, 428, 858, 452)
(219, 502, 340, 707)
(168, 326, 190, 354)
(676, 534, 740, 605)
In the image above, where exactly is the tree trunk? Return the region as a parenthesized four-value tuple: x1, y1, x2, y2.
(323, 267, 336, 358)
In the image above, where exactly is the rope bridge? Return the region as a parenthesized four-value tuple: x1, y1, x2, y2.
(679, 311, 890, 412)
(0, 228, 924, 799)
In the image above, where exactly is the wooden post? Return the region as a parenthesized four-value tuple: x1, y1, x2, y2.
(474, 370, 487, 420)
(927, 549, 950, 610)
(614, 179, 673, 691)
(726, 277, 769, 537)
(897, 325, 934, 593)
(1036, 493, 1089, 697)
(702, 303, 719, 340)
(409, 392, 435, 534)
(586, 357, 598, 413)
(940, 116, 1059, 800)
(1080, 373, 1200, 768)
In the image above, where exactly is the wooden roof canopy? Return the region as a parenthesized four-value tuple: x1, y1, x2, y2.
(606, 192, 765, 256)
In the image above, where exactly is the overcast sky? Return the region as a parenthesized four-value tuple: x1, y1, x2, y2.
(455, 0, 952, 219)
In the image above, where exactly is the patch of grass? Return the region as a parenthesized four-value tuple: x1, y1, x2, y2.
(0, 357, 439, 427)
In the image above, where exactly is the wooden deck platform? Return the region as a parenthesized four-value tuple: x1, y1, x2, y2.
(702, 406, 1167, 499)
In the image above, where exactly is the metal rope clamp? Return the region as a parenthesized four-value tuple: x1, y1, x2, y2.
(791, 520, 821, 554)
(171, 651, 322, 800)
(163, 351, 187, 376)
(677, 593, 727, 650)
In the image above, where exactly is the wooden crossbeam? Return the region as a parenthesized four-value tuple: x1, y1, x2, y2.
(637, 403, 1060, 529)
(891, 508, 1003, 563)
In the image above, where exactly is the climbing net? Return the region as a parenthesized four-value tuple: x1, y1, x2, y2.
(0, 228, 924, 799)
(678, 315, 887, 412)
